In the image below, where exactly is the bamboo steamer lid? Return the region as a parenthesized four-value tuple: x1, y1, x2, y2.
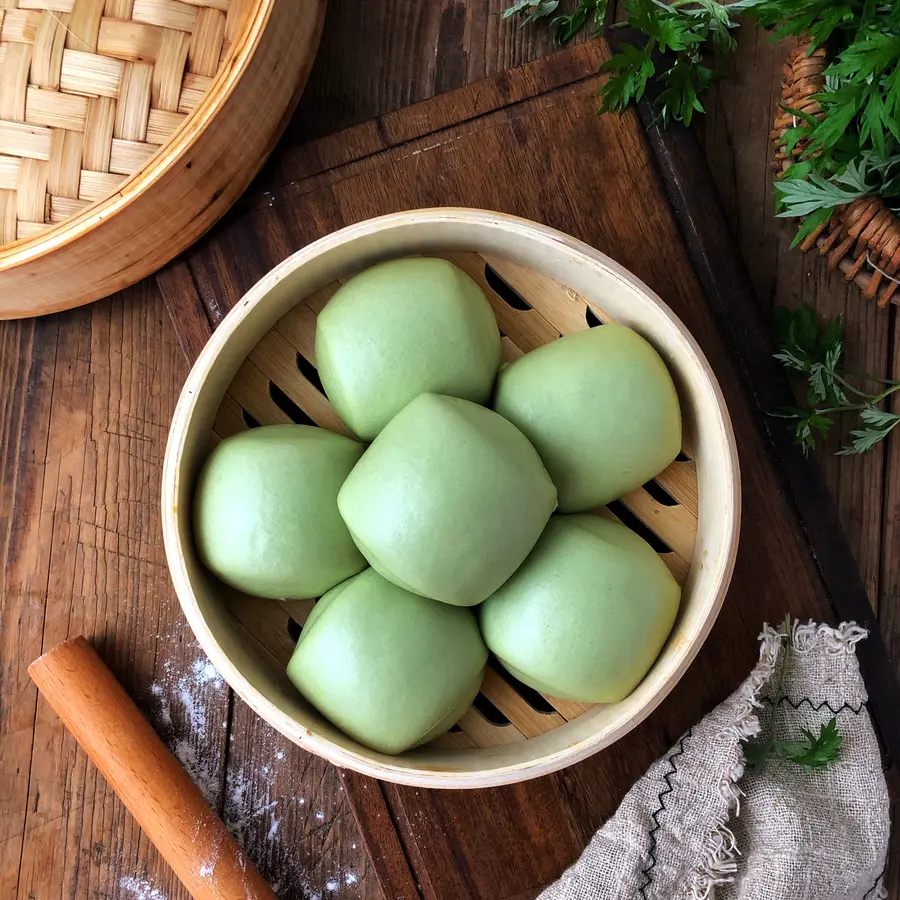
(0, 0, 324, 318)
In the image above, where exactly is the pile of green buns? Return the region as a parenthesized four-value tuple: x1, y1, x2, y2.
(193, 257, 683, 755)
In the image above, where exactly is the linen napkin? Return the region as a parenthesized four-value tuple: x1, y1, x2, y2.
(539, 621, 890, 900)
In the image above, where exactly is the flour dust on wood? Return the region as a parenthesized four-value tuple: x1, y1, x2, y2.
(145, 641, 364, 899)
(119, 874, 168, 900)
(148, 648, 224, 806)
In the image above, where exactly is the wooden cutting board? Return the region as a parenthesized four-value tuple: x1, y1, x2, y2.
(158, 38, 899, 900)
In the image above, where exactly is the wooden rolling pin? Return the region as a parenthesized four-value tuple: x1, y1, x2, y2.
(29, 636, 277, 900)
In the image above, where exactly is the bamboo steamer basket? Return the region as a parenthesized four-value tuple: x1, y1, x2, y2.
(0, 0, 324, 319)
(162, 208, 741, 789)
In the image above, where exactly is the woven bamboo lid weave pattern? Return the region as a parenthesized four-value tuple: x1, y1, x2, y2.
(0, 0, 248, 247)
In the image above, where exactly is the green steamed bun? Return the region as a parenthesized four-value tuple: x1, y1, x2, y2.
(286, 568, 487, 754)
(316, 257, 501, 441)
(479, 514, 680, 703)
(193, 425, 366, 599)
(338, 393, 557, 606)
(493, 324, 682, 512)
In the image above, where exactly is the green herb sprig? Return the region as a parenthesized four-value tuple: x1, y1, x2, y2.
(774, 150, 900, 246)
(504, 1, 900, 238)
(744, 714, 843, 771)
(502, 0, 748, 125)
(753, 1, 900, 163)
(773, 304, 900, 455)
(501, 0, 607, 44)
(600, 0, 744, 126)
(759, 2, 900, 241)
(742, 615, 843, 773)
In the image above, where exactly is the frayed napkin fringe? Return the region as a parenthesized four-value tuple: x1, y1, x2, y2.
(685, 621, 866, 899)
(790, 620, 868, 655)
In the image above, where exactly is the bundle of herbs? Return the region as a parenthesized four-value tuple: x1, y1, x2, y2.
(763, 2, 900, 249)
(504, 1, 900, 245)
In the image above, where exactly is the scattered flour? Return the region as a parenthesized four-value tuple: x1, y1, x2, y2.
(149, 683, 171, 729)
(119, 875, 167, 900)
(192, 657, 224, 687)
(148, 649, 365, 898)
(149, 652, 225, 806)
(224, 767, 278, 850)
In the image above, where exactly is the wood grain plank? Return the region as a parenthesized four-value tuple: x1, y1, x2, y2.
(624, 28, 900, 761)
(693, 32, 899, 893)
(381, 778, 581, 900)
(262, 40, 606, 190)
(4, 7, 594, 900)
(287, 0, 568, 146)
(339, 770, 423, 900)
(0, 317, 57, 900)
(4, 3, 895, 897)
(877, 313, 900, 898)
(219, 698, 376, 900)
(1, 285, 382, 900)
(10, 287, 206, 900)
(615, 58, 900, 900)
(157, 258, 214, 362)
(699, 25, 899, 894)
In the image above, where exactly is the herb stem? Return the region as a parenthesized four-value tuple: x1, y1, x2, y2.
(770, 613, 791, 721)
(828, 371, 878, 400)
(827, 370, 900, 403)
(750, 614, 792, 773)
(871, 383, 900, 404)
(843, 370, 900, 387)
(811, 405, 860, 415)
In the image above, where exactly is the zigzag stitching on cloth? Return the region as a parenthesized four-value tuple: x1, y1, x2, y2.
(639, 727, 693, 898)
(760, 696, 864, 715)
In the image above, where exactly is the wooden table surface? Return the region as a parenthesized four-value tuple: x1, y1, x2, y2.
(0, 4, 896, 900)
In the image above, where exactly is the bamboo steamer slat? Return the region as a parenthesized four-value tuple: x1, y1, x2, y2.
(162, 209, 741, 789)
(0, 0, 324, 318)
